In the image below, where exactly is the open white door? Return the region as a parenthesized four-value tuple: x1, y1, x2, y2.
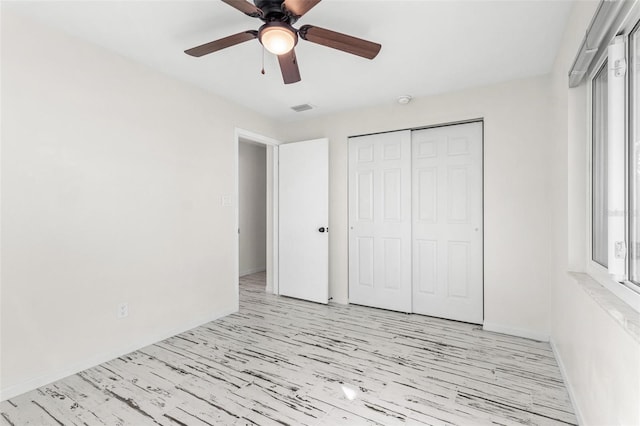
(278, 138, 329, 304)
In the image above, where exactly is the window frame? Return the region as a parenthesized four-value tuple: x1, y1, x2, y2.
(628, 19, 640, 286)
(591, 59, 609, 269)
(586, 4, 640, 313)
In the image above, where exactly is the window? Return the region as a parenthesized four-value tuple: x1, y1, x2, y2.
(589, 10, 640, 306)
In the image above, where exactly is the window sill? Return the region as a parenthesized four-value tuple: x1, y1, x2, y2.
(569, 272, 640, 343)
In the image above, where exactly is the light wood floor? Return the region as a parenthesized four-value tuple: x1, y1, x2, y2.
(1, 272, 577, 425)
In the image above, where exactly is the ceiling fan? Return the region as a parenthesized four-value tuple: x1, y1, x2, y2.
(184, 0, 382, 84)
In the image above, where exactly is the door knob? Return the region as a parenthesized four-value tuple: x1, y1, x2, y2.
(318, 227, 328, 233)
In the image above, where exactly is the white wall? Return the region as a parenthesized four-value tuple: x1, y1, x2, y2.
(0, 11, 277, 400)
(238, 142, 267, 276)
(549, 2, 640, 424)
(282, 75, 554, 339)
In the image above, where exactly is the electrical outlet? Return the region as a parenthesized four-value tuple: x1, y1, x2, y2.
(117, 303, 129, 319)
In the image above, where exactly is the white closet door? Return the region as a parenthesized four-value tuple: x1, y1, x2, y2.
(348, 131, 412, 312)
(412, 122, 483, 324)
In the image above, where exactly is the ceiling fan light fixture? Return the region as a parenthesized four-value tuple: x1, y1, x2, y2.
(259, 23, 297, 55)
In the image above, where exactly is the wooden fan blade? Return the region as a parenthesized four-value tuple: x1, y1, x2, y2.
(220, 0, 262, 17)
(299, 25, 381, 59)
(185, 31, 258, 57)
(283, 0, 321, 18)
(278, 49, 301, 84)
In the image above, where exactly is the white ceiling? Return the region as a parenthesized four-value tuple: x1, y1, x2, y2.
(5, 0, 574, 122)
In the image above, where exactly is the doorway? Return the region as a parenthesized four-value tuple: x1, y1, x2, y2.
(238, 140, 267, 277)
(234, 131, 330, 303)
(234, 129, 281, 295)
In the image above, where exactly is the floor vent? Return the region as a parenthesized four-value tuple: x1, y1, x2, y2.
(291, 103, 314, 112)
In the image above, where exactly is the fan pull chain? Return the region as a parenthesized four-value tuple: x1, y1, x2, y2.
(261, 46, 265, 75)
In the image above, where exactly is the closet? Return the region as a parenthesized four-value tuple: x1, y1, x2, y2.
(348, 121, 483, 324)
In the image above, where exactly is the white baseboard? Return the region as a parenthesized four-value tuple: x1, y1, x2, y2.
(482, 321, 549, 342)
(240, 267, 266, 277)
(550, 338, 585, 426)
(0, 306, 237, 402)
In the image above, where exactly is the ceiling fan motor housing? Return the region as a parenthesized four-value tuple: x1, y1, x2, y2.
(255, 0, 298, 23)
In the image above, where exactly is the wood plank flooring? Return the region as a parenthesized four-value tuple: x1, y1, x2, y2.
(1, 272, 577, 425)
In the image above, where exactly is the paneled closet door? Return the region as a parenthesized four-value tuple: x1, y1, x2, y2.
(348, 131, 412, 312)
(411, 122, 483, 324)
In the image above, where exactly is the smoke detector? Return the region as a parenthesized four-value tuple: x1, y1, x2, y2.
(397, 95, 412, 105)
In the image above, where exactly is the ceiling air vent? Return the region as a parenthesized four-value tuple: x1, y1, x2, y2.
(291, 103, 314, 112)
